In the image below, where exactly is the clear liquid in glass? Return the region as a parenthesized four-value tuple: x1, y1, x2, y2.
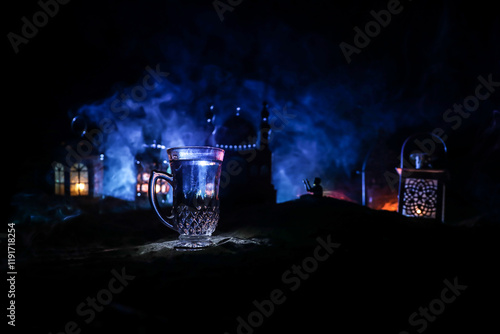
(170, 159, 221, 238)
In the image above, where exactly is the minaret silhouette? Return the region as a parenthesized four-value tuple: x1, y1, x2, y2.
(259, 101, 270, 149)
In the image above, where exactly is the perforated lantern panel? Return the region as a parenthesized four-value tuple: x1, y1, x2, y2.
(397, 168, 446, 222)
(402, 178, 438, 219)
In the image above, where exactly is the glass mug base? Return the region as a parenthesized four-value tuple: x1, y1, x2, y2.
(174, 235, 214, 251)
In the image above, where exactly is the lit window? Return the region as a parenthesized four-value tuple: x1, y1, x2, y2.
(136, 170, 169, 196)
(54, 163, 65, 195)
(70, 163, 89, 196)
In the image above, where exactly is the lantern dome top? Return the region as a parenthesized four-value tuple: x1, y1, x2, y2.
(400, 132, 447, 170)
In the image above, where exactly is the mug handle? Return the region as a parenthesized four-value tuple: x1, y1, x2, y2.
(149, 170, 175, 230)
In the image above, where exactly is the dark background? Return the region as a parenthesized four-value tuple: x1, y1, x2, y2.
(3, 1, 500, 333)
(5, 0, 499, 210)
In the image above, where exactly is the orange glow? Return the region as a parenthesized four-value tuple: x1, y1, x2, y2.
(155, 183, 170, 193)
(323, 190, 356, 203)
(77, 183, 85, 191)
(137, 180, 169, 194)
(380, 200, 398, 212)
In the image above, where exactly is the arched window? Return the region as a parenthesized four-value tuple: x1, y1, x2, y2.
(53, 163, 65, 195)
(70, 163, 89, 196)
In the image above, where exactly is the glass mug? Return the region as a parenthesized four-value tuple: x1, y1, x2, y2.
(149, 146, 225, 249)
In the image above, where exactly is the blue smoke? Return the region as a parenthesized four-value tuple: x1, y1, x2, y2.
(73, 20, 420, 203)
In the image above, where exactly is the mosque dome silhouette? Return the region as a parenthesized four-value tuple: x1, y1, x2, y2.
(215, 114, 257, 147)
(205, 103, 276, 208)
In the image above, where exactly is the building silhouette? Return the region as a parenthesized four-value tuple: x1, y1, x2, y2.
(206, 102, 276, 208)
(51, 102, 276, 209)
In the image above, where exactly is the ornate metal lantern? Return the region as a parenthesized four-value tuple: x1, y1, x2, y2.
(396, 133, 448, 222)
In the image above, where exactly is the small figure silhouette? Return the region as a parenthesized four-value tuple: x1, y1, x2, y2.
(303, 177, 323, 198)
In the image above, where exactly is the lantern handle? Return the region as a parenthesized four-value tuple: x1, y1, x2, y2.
(400, 132, 447, 169)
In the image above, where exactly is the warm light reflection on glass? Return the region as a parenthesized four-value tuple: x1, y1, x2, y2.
(137, 172, 169, 196)
(206, 183, 214, 196)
